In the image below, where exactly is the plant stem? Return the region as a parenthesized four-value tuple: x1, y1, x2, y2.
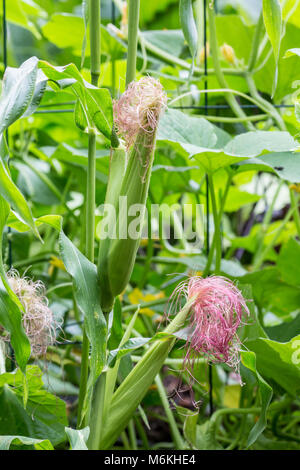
(155, 374, 186, 450)
(126, 0, 140, 86)
(207, 4, 254, 131)
(128, 419, 138, 450)
(203, 172, 232, 276)
(87, 372, 107, 449)
(195, 113, 268, 123)
(207, 173, 222, 274)
(248, 11, 263, 72)
(245, 73, 286, 131)
(77, 0, 101, 429)
(140, 35, 244, 76)
(290, 188, 300, 239)
(253, 196, 299, 270)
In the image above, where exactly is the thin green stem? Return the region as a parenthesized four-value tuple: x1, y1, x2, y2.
(251, 180, 284, 269)
(140, 35, 244, 76)
(207, 5, 254, 131)
(245, 73, 286, 131)
(248, 11, 263, 72)
(207, 173, 222, 274)
(134, 416, 150, 449)
(126, 0, 140, 86)
(203, 172, 232, 276)
(155, 374, 185, 450)
(128, 420, 138, 450)
(195, 113, 268, 123)
(77, 0, 101, 429)
(253, 197, 299, 270)
(290, 188, 300, 239)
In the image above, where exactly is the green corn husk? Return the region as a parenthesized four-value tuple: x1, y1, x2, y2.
(97, 147, 126, 311)
(98, 129, 157, 313)
(96, 301, 192, 450)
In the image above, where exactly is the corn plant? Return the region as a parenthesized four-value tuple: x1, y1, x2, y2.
(0, 0, 300, 452)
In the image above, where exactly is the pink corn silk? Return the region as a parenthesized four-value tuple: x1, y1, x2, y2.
(113, 76, 167, 150)
(172, 276, 250, 372)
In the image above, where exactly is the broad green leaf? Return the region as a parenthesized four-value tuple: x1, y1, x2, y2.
(59, 231, 107, 420)
(277, 238, 300, 286)
(39, 61, 113, 140)
(0, 136, 40, 238)
(142, 30, 184, 57)
(184, 416, 223, 450)
(236, 152, 300, 183)
(0, 197, 29, 372)
(247, 335, 300, 396)
(0, 435, 53, 450)
(50, 143, 109, 176)
(0, 366, 67, 446)
(265, 313, 300, 342)
(224, 187, 261, 212)
(241, 351, 273, 447)
(239, 268, 300, 317)
(0, 57, 39, 133)
(0, 0, 42, 37)
(0, 277, 31, 372)
(42, 16, 125, 60)
(157, 109, 296, 172)
(65, 427, 89, 450)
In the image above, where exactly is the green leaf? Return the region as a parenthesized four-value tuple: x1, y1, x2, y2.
(42, 16, 125, 60)
(65, 427, 90, 450)
(236, 152, 300, 183)
(0, 435, 54, 450)
(262, 0, 282, 94)
(247, 335, 300, 396)
(0, 277, 31, 372)
(157, 109, 296, 172)
(0, 0, 42, 38)
(59, 231, 107, 419)
(184, 416, 223, 450)
(0, 57, 39, 133)
(39, 61, 113, 141)
(6, 212, 62, 233)
(0, 366, 67, 446)
(0, 196, 10, 277)
(179, 0, 198, 58)
(265, 314, 300, 342)
(241, 351, 273, 447)
(108, 296, 123, 350)
(277, 238, 300, 286)
(0, 136, 40, 238)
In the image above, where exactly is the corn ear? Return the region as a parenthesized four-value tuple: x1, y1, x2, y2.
(98, 129, 156, 312)
(97, 301, 191, 449)
(97, 147, 126, 311)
